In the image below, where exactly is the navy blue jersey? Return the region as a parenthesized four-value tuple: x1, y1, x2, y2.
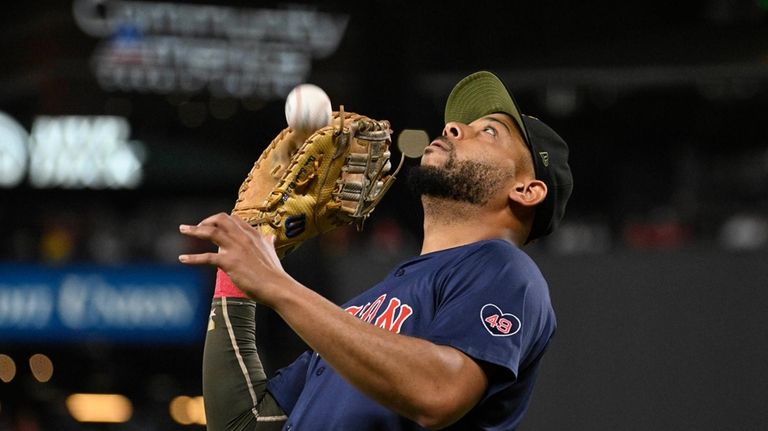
(267, 239, 556, 430)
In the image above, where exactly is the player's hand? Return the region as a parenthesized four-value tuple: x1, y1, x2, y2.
(178, 213, 290, 303)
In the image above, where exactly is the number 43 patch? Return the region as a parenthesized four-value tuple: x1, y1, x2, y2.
(481, 304, 521, 336)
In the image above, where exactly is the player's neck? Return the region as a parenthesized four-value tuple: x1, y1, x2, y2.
(419, 197, 522, 254)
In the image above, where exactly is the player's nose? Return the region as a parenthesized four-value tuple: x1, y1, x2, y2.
(442, 122, 466, 140)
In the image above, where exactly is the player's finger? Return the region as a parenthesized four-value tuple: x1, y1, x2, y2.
(196, 212, 236, 233)
(178, 252, 220, 266)
(179, 223, 229, 247)
(179, 223, 215, 240)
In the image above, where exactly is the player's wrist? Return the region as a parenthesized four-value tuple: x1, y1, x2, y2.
(213, 268, 251, 299)
(248, 271, 303, 309)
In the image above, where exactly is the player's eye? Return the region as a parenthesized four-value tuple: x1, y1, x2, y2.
(482, 126, 497, 137)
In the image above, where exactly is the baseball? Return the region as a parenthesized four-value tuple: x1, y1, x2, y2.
(284, 83, 332, 133)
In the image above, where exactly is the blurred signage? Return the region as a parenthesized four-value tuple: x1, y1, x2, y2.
(0, 112, 144, 189)
(0, 264, 208, 343)
(72, 0, 349, 99)
(0, 112, 27, 187)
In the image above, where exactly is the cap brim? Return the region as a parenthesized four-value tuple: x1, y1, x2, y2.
(444, 71, 530, 145)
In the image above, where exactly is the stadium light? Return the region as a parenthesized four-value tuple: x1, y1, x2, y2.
(66, 393, 133, 423)
(29, 353, 54, 383)
(170, 395, 206, 425)
(0, 355, 16, 383)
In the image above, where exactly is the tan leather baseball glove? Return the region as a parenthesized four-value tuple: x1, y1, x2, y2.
(231, 108, 401, 258)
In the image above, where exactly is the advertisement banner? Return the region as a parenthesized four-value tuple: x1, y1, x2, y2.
(0, 264, 210, 344)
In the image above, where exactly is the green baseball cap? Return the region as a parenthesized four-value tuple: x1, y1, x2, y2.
(444, 70, 574, 243)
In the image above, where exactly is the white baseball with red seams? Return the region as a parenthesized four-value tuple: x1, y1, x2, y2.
(284, 84, 332, 133)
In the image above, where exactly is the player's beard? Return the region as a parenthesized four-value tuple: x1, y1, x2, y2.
(407, 149, 511, 206)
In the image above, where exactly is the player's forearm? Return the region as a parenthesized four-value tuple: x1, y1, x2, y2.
(265, 277, 484, 428)
(202, 298, 286, 431)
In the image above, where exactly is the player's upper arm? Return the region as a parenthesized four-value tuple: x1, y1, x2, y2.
(414, 344, 488, 430)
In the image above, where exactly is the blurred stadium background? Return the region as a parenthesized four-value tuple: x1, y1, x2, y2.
(1, 0, 768, 430)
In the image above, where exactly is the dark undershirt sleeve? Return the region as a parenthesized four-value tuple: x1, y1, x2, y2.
(202, 297, 288, 431)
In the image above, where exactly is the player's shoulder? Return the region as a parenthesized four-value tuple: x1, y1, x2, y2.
(466, 239, 547, 283)
(465, 239, 536, 265)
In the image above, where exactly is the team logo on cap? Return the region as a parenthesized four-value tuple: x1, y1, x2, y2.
(538, 151, 550, 167)
(481, 304, 521, 337)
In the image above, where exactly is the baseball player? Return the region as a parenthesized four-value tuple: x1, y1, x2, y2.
(179, 71, 573, 430)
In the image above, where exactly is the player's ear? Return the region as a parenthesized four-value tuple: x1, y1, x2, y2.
(508, 179, 547, 208)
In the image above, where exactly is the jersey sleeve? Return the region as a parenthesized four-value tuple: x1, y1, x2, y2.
(266, 350, 313, 414)
(422, 242, 556, 382)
